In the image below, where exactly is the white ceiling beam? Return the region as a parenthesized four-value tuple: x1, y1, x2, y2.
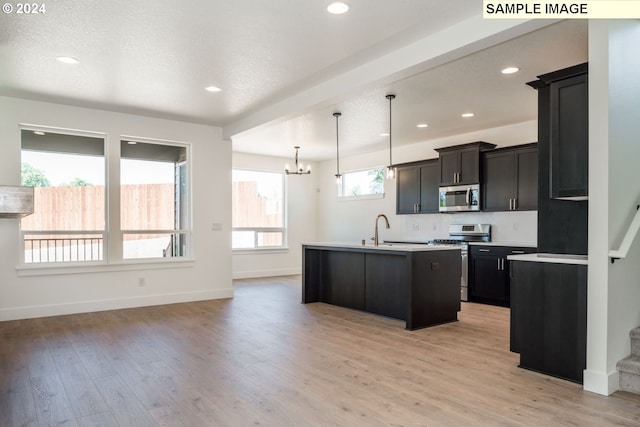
(223, 15, 558, 140)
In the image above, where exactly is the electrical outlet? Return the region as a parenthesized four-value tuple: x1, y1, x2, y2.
(413, 223, 419, 231)
(137, 277, 145, 286)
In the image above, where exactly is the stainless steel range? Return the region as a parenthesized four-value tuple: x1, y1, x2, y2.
(430, 224, 491, 301)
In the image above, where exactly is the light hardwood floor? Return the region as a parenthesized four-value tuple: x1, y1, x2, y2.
(1, 275, 639, 426)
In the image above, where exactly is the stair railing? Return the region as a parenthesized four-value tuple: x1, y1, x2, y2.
(609, 204, 640, 263)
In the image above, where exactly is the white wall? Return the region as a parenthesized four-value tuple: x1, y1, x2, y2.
(317, 121, 538, 245)
(232, 152, 318, 278)
(585, 20, 640, 396)
(0, 96, 233, 320)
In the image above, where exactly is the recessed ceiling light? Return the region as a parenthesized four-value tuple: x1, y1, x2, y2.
(380, 132, 390, 137)
(205, 86, 222, 92)
(327, 2, 349, 14)
(56, 56, 80, 64)
(127, 141, 137, 145)
(33, 131, 46, 136)
(461, 113, 475, 118)
(416, 123, 428, 128)
(501, 67, 520, 74)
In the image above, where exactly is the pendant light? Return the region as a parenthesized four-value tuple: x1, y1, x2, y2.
(386, 94, 396, 180)
(333, 112, 342, 185)
(284, 146, 311, 175)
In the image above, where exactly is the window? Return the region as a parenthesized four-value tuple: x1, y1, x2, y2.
(120, 140, 190, 259)
(19, 128, 192, 266)
(232, 170, 285, 249)
(20, 129, 106, 264)
(338, 167, 384, 197)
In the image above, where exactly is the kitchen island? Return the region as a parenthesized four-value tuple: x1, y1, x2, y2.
(302, 243, 461, 330)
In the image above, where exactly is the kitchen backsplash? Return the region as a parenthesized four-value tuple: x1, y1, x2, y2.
(402, 210, 537, 245)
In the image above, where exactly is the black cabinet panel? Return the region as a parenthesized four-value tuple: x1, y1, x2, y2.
(395, 159, 438, 214)
(469, 245, 536, 307)
(482, 144, 537, 212)
(439, 151, 460, 186)
(550, 74, 588, 199)
(528, 63, 588, 255)
(322, 251, 365, 311)
(483, 151, 515, 211)
(516, 148, 538, 210)
(436, 142, 496, 186)
(366, 253, 407, 319)
(419, 161, 439, 213)
(510, 261, 587, 383)
(396, 166, 420, 214)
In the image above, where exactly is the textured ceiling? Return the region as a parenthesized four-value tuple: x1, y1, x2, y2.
(0, 2, 588, 160)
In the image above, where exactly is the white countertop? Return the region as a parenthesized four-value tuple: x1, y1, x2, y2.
(303, 242, 461, 253)
(470, 241, 537, 248)
(508, 253, 588, 265)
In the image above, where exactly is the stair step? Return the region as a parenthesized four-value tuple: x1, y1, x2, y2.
(630, 327, 640, 356)
(617, 355, 640, 375)
(617, 355, 640, 394)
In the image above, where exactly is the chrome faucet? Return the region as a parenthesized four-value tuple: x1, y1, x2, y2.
(374, 214, 390, 246)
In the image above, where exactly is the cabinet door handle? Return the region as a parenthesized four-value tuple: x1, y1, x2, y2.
(513, 198, 518, 210)
(501, 258, 505, 270)
(497, 258, 501, 270)
(511, 250, 525, 254)
(478, 249, 491, 252)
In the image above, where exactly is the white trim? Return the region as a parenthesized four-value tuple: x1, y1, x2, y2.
(338, 193, 385, 202)
(16, 259, 195, 276)
(0, 287, 233, 322)
(233, 248, 289, 255)
(583, 369, 619, 396)
(232, 268, 300, 280)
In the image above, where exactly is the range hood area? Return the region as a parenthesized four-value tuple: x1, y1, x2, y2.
(0, 185, 34, 218)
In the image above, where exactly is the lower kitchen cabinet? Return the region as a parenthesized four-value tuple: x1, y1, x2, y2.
(302, 245, 461, 330)
(322, 250, 366, 311)
(469, 245, 536, 307)
(510, 260, 587, 383)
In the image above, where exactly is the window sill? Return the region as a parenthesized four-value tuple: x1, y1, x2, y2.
(232, 247, 289, 255)
(338, 193, 385, 202)
(16, 258, 195, 277)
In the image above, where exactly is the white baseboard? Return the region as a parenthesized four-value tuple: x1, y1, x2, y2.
(232, 268, 301, 280)
(583, 369, 620, 396)
(0, 288, 234, 321)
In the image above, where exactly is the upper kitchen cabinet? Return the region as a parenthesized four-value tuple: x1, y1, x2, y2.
(483, 144, 538, 212)
(436, 142, 496, 186)
(396, 159, 439, 214)
(528, 63, 588, 255)
(528, 63, 588, 200)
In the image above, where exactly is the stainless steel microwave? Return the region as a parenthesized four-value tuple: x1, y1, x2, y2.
(439, 184, 480, 212)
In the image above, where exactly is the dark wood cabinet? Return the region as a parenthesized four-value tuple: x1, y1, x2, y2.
(469, 245, 536, 307)
(528, 63, 588, 255)
(396, 159, 439, 214)
(550, 74, 588, 200)
(510, 260, 587, 383)
(302, 245, 461, 330)
(321, 251, 365, 311)
(436, 142, 496, 186)
(483, 144, 538, 212)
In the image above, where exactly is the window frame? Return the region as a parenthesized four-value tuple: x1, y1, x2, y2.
(19, 124, 108, 267)
(16, 125, 194, 271)
(231, 168, 287, 252)
(119, 136, 192, 261)
(337, 166, 386, 200)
